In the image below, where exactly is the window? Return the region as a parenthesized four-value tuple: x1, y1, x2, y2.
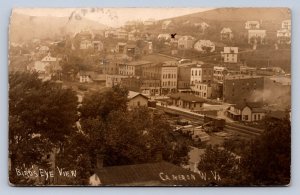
(258, 114, 261, 120)
(254, 114, 256, 121)
(137, 101, 140, 106)
(243, 115, 248, 120)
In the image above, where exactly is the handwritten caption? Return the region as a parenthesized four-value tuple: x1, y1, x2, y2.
(15, 167, 77, 180)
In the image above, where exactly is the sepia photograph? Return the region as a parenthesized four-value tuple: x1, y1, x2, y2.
(8, 7, 291, 186)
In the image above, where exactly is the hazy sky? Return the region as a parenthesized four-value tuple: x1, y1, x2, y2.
(13, 8, 213, 27)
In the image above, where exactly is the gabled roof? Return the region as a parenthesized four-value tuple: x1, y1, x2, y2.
(234, 102, 265, 112)
(128, 91, 148, 100)
(220, 27, 232, 33)
(94, 161, 206, 186)
(168, 93, 206, 103)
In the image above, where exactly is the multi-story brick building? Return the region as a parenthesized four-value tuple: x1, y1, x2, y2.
(223, 75, 264, 104)
(161, 63, 178, 94)
(119, 60, 152, 76)
(190, 64, 213, 85)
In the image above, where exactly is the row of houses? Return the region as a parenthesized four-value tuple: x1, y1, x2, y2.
(160, 19, 291, 45)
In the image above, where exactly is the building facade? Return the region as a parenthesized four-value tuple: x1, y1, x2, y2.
(161, 65, 178, 94)
(248, 30, 266, 44)
(190, 65, 213, 85)
(221, 47, 238, 63)
(223, 75, 264, 104)
(220, 28, 233, 41)
(178, 36, 195, 50)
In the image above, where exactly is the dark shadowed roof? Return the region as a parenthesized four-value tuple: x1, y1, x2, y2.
(128, 91, 149, 100)
(234, 102, 264, 112)
(168, 93, 206, 103)
(94, 161, 207, 186)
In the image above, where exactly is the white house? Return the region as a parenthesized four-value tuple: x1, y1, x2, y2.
(281, 20, 291, 30)
(220, 28, 233, 41)
(277, 29, 291, 44)
(177, 36, 195, 50)
(221, 47, 238, 63)
(245, 21, 260, 29)
(226, 102, 266, 122)
(127, 91, 149, 108)
(38, 46, 50, 55)
(194, 40, 215, 53)
(78, 71, 95, 83)
(80, 40, 93, 50)
(248, 30, 266, 44)
(157, 33, 171, 40)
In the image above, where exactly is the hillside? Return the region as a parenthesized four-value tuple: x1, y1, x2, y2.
(169, 8, 290, 23)
(156, 8, 290, 39)
(9, 12, 108, 43)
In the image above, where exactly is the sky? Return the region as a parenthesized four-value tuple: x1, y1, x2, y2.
(13, 8, 213, 27)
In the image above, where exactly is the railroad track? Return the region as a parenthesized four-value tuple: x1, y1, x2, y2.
(156, 105, 264, 138)
(224, 122, 264, 139)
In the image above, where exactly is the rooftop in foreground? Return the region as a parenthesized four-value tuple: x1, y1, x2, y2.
(93, 161, 207, 186)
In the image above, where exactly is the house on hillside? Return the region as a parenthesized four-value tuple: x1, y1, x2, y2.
(157, 33, 171, 41)
(80, 40, 93, 50)
(220, 28, 233, 41)
(221, 47, 238, 63)
(162, 20, 173, 30)
(248, 30, 266, 44)
(32, 53, 62, 81)
(127, 91, 149, 109)
(281, 20, 291, 30)
(38, 46, 50, 55)
(226, 102, 266, 122)
(178, 36, 195, 50)
(92, 40, 104, 51)
(245, 21, 260, 30)
(194, 22, 209, 32)
(277, 28, 291, 44)
(194, 40, 215, 53)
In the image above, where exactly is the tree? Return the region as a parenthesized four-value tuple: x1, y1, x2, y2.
(80, 85, 128, 120)
(9, 72, 78, 185)
(78, 86, 190, 168)
(240, 117, 291, 185)
(197, 145, 241, 186)
(204, 117, 291, 186)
